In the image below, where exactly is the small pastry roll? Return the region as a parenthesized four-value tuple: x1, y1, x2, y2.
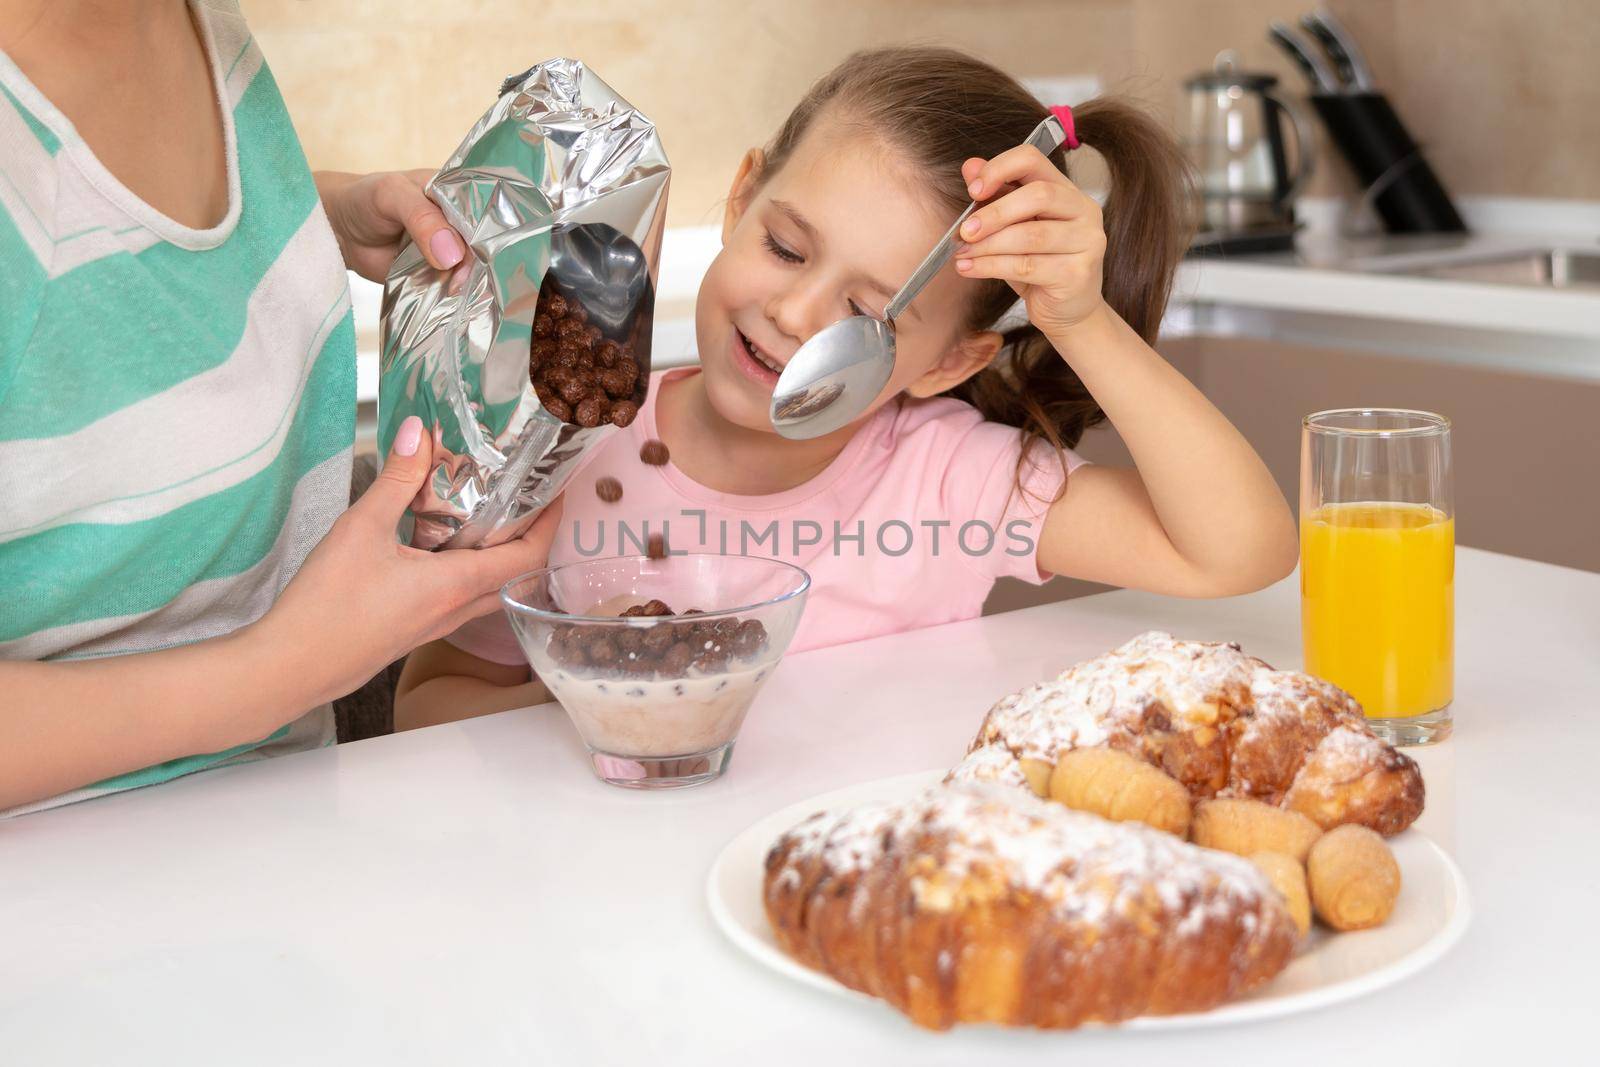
(1248, 852, 1312, 938)
(1191, 798, 1323, 862)
(1018, 757, 1055, 797)
(1048, 747, 1192, 836)
(1307, 825, 1401, 931)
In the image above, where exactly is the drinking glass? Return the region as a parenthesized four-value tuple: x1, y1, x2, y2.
(1300, 409, 1454, 745)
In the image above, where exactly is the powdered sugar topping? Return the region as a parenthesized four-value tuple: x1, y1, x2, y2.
(965, 632, 1408, 806)
(1056, 631, 1263, 717)
(772, 781, 1278, 933)
(945, 742, 1034, 788)
(968, 631, 1263, 766)
(1247, 667, 1363, 726)
(1304, 722, 1398, 775)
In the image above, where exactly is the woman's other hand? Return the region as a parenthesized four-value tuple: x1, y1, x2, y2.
(255, 416, 561, 712)
(317, 170, 466, 282)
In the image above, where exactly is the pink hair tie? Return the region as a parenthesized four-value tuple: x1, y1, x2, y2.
(1049, 104, 1081, 150)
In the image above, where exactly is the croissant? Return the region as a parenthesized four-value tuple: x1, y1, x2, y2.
(951, 632, 1424, 835)
(763, 781, 1298, 1030)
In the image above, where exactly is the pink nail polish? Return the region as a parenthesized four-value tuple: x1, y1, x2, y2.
(962, 219, 980, 237)
(429, 230, 465, 269)
(394, 416, 423, 456)
(956, 259, 973, 271)
(968, 180, 983, 197)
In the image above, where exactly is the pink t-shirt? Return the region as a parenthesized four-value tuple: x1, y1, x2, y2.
(447, 369, 1086, 663)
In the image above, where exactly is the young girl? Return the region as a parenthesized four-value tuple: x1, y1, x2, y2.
(393, 46, 1297, 729)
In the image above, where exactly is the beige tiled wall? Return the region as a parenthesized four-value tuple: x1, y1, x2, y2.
(1122, 0, 1600, 201)
(244, 0, 1131, 229)
(244, 0, 1600, 229)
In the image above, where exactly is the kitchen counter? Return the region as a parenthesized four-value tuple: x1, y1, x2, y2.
(1174, 238, 1600, 335)
(1167, 199, 1600, 383)
(1175, 229, 1600, 337)
(4, 546, 1596, 1065)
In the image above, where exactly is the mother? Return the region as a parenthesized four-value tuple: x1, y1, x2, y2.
(0, 0, 555, 814)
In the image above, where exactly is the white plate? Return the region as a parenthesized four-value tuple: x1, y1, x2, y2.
(707, 770, 1470, 1030)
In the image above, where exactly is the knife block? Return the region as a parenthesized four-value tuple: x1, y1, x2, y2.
(1311, 92, 1466, 234)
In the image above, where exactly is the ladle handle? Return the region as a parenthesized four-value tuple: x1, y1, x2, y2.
(885, 114, 1067, 323)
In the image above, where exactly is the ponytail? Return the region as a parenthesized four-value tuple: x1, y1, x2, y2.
(951, 96, 1194, 497)
(1073, 97, 1195, 347)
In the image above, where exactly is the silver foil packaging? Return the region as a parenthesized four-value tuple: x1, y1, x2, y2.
(378, 58, 670, 549)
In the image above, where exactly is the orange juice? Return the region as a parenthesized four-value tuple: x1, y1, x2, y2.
(1300, 502, 1454, 718)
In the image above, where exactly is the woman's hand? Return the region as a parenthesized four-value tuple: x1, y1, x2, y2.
(254, 417, 562, 711)
(316, 170, 467, 282)
(0, 421, 562, 810)
(953, 147, 1108, 339)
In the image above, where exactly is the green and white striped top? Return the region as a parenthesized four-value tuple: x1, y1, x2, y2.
(0, 1, 354, 816)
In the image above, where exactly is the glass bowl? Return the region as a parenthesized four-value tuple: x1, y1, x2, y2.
(501, 554, 810, 789)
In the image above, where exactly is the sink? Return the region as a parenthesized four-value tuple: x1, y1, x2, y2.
(1377, 247, 1600, 289)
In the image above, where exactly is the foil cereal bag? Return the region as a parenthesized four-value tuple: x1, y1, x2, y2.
(378, 59, 670, 549)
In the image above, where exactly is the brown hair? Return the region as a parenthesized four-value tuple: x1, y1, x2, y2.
(761, 46, 1195, 491)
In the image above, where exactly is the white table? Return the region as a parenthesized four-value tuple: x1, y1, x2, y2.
(3, 548, 1596, 1065)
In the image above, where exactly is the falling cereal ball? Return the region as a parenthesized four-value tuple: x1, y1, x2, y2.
(639, 439, 670, 466)
(647, 532, 667, 560)
(595, 477, 623, 503)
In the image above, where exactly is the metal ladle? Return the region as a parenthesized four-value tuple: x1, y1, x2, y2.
(768, 114, 1069, 439)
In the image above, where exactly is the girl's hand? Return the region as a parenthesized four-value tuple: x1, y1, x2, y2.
(953, 147, 1108, 339)
(254, 417, 561, 711)
(316, 170, 467, 282)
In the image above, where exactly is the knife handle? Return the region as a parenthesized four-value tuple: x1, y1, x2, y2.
(1268, 22, 1337, 94)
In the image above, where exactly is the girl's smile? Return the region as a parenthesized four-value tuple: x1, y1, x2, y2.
(692, 125, 992, 444)
(731, 324, 786, 386)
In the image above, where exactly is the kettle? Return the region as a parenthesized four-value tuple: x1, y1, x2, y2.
(1182, 51, 1315, 234)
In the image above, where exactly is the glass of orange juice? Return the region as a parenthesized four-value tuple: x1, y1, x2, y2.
(1301, 409, 1453, 745)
